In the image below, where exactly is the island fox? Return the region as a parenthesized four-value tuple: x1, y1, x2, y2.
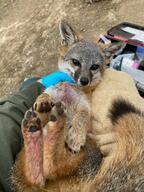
(11, 76, 144, 192)
(58, 21, 124, 91)
(11, 22, 144, 192)
(57, 21, 125, 153)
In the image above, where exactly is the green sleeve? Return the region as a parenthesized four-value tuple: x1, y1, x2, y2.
(0, 82, 44, 192)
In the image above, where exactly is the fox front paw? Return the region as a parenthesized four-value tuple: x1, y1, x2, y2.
(34, 93, 54, 113)
(33, 93, 55, 126)
(65, 121, 87, 153)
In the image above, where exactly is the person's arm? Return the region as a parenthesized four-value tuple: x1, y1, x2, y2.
(0, 71, 74, 192)
(0, 82, 44, 192)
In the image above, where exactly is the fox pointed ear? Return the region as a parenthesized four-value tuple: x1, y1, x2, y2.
(102, 42, 126, 60)
(59, 21, 78, 46)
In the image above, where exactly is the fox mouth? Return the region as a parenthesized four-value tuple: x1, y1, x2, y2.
(76, 79, 91, 87)
(76, 77, 101, 88)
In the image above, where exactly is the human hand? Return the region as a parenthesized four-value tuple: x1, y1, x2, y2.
(38, 71, 75, 88)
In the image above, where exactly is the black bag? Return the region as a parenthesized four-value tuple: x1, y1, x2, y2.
(104, 22, 144, 96)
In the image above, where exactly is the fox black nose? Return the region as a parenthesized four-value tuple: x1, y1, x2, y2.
(80, 77, 89, 86)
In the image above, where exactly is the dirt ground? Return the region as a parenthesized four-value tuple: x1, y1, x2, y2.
(0, 0, 144, 98)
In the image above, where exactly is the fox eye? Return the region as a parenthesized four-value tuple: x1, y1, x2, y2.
(90, 64, 99, 70)
(72, 59, 81, 67)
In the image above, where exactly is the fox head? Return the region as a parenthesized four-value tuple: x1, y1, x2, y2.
(58, 21, 125, 89)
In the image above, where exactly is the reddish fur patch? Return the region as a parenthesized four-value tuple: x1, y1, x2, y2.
(24, 131, 44, 186)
